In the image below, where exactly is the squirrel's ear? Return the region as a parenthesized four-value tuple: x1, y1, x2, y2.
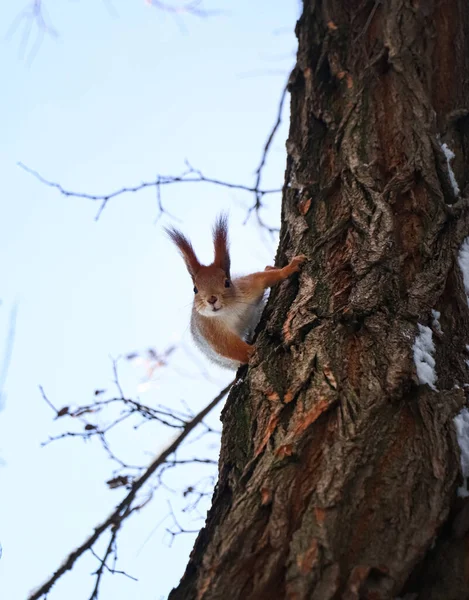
(166, 227, 201, 280)
(212, 213, 230, 277)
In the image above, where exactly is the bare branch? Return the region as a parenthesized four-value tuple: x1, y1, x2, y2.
(245, 81, 290, 234)
(165, 501, 200, 546)
(27, 380, 233, 600)
(17, 78, 288, 231)
(38, 364, 210, 475)
(8, 0, 220, 64)
(87, 509, 138, 600)
(38, 385, 59, 415)
(146, 0, 223, 18)
(7, 1, 58, 64)
(254, 81, 289, 192)
(18, 162, 281, 221)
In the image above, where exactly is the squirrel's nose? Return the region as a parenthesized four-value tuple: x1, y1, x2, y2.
(207, 296, 218, 305)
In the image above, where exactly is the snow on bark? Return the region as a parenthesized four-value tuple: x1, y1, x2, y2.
(441, 142, 460, 196)
(458, 238, 469, 305)
(454, 408, 469, 498)
(413, 324, 437, 390)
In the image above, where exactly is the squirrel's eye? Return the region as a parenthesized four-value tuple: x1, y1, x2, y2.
(224, 280, 231, 288)
(193, 286, 198, 294)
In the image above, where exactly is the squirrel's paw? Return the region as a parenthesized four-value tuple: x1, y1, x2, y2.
(288, 254, 308, 273)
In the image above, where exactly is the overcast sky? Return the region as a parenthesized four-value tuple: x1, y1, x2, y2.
(0, 1, 298, 598)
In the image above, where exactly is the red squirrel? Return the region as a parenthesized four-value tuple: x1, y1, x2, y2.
(167, 215, 307, 369)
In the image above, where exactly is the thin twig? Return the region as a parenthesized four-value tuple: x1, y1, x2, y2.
(18, 162, 281, 221)
(39, 385, 59, 415)
(7, 1, 58, 65)
(245, 81, 289, 233)
(254, 82, 289, 196)
(147, 0, 224, 18)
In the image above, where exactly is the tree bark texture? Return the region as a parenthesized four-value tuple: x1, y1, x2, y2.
(171, 1, 469, 598)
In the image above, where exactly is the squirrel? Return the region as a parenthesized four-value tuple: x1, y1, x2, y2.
(166, 214, 307, 369)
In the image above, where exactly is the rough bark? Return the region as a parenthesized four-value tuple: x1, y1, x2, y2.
(170, 1, 469, 598)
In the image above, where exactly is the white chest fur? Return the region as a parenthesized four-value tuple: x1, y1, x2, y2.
(190, 294, 265, 369)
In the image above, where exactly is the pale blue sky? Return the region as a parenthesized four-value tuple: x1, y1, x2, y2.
(0, 1, 298, 598)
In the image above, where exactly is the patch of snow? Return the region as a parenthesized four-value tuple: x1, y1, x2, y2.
(441, 142, 460, 196)
(454, 408, 469, 497)
(458, 238, 469, 305)
(431, 309, 443, 334)
(413, 324, 437, 390)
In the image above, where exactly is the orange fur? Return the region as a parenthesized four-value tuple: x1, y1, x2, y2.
(165, 227, 201, 279)
(236, 256, 307, 301)
(167, 215, 307, 368)
(197, 318, 254, 364)
(212, 214, 230, 276)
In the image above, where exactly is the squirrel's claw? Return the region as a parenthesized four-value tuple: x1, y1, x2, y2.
(288, 254, 307, 273)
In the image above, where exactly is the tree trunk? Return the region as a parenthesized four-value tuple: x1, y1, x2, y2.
(170, 1, 469, 598)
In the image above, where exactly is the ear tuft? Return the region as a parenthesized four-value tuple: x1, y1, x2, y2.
(165, 226, 201, 279)
(212, 213, 230, 276)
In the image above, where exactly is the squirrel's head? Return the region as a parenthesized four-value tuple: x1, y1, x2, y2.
(166, 214, 234, 316)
